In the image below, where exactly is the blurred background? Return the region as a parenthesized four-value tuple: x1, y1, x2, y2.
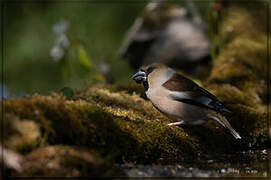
(1, 1, 270, 177)
(0, 1, 237, 98)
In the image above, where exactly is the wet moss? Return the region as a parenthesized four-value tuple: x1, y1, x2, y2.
(12, 145, 124, 177)
(205, 2, 269, 148)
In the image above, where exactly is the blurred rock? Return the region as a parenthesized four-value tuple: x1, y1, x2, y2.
(3, 114, 41, 152)
(12, 145, 125, 177)
(0, 146, 23, 172)
(0, 145, 23, 178)
(119, 3, 211, 77)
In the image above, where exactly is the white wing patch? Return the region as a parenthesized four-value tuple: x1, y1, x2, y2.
(169, 91, 190, 99)
(169, 91, 212, 106)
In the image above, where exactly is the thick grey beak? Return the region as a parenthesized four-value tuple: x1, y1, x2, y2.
(132, 70, 147, 83)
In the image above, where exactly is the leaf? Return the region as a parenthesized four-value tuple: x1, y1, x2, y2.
(60, 87, 74, 100)
(77, 45, 92, 71)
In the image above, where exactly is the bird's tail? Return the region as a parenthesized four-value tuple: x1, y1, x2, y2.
(209, 113, 241, 139)
(228, 125, 242, 139)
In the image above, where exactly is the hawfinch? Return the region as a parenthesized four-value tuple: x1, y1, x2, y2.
(120, 2, 211, 76)
(132, 63, 241, 139)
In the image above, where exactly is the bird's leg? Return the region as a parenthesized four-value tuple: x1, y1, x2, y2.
(168, 120, 184, 126)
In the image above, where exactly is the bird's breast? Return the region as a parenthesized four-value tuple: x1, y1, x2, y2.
(146, 87, 207, 123)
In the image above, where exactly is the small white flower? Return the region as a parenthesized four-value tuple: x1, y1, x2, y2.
(50, 19, 70, 61)
(50, 46, 64, 61)
(53, 19, 69, 34)
(56, 34, 70, 48)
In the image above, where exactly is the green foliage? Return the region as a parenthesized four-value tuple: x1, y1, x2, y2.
(207, 4, 220, 60)
(60, 87, 74, 100)
(4, 3, 143, 95)
(77, 45, 92, 71)
(39, 131, 48, 148)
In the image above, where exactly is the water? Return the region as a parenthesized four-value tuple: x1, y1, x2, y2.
(118, 149, 268, 177)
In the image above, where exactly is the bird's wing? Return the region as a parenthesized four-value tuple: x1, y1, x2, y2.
(163, 74, 231, 113)
(162, 73, 198, 91)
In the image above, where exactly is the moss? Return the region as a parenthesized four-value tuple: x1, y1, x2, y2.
(3, 114, 41, 153)
(204, 2, 269, 148)
(75, 86, 162, 121)
(229, 104, 267, 147)
(4, 89, 202, 164)
(82, 82, 147, 99)
(4, 77, 267, 165)
(212, 38, 268, 79)
(219, 5, 268, 43)
(12, 145, 124, 177)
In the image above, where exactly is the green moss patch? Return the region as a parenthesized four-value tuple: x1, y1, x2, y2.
(4, 89, 202, 164)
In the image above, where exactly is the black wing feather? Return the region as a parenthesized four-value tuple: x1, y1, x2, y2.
(163, 74, 231, 113)
(170, 86, 231, 113)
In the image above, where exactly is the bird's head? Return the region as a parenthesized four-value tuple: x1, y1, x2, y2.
(132, 63, 173, 90)
(143, 3, 187, 27)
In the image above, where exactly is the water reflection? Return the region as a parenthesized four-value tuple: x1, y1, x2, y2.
(118, 149, 268, 177)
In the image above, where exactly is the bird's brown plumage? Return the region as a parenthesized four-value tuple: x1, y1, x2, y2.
(162, 73, 197, 91)
(132, 63, 240, 139)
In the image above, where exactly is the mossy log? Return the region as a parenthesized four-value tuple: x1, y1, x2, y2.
(2, 2, 269, 168)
